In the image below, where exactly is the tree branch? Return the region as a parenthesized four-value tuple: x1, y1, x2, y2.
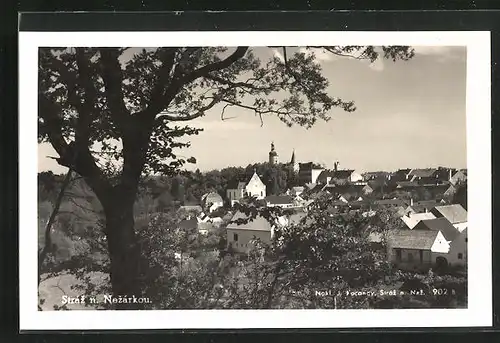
(98, 48, 130, 133)
(153, 47, 249, 116)
(38, 169, 73, 286)
(74, 48, 97, 147)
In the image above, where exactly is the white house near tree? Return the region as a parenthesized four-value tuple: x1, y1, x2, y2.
(226, 171, 267, 207)
(226, 211, 275, 254)
(413, 217, 466, 267)
(387, 230, 450, 270)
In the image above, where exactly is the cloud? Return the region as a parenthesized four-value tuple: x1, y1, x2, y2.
(368, 58, 385, 72)
(413, 46, 454, 56)
(413, 46, 465, 63)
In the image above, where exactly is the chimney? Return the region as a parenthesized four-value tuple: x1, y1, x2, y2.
(410, 198, 414, 206)
(449, 168, 453, 181)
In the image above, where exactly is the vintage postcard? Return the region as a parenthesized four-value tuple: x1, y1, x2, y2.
(19, 30, 491, 330)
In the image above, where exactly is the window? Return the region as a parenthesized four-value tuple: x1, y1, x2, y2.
(407, 252, 414, 262)
(458, 253, 463, 260)
(465, 237, 468, 243)
(261, 191, 263, 196)
(419, 250, 424, 263)
(395, 249, 402, 262)
(233, 233, 238, 242)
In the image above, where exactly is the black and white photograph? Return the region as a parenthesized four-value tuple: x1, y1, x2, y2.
(19, 30, 491, 330)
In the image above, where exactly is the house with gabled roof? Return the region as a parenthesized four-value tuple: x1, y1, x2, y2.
(265, 195, 296, 208)
(430, 204, 467, 232)
(405, 199, 438, 214)
(226, 211, 276, 254)
(449, 170, 467, 186)
(407, 168, 439, 185)
(387, 229, 450, 270)
(226, 170, 266, 207)
(413, 217, 466, 266)
(401, 212, 437, 229)
(389, 168, 412, 182)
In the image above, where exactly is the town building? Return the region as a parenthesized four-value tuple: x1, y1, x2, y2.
(201, 192, 224, 213)
(226, 170, 267, 206)
(226, 211, 275, 254)
(413, 217, 466, 266)
(430, 204, 468, 232)
(401, 212, 437, 229)
(265, 195, 296, 208)
(298, 162, 325, 185)
(387, 230, 450, 270)
(449, 170, 467, 186)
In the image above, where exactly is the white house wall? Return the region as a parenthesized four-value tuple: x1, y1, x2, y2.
(226, 228, 272, 254)
(430, 231, 450, 254)
(349, 171, 364, 183)
(311, 169, 324, 184)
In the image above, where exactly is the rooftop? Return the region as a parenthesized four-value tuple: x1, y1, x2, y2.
(388, 230, 439, 250)
(431, 204, 467, 224)
(226, 211, 274, 232)
(413, 217, 461, 241)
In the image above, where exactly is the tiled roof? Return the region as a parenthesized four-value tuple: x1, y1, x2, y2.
(388, 230, 439, 250)
(396, 181, 420, 188)
(430, 204, 467, 224)
(408, 168, 438, 178)
(227, 178, 247, 189)
(316, 170, 336, 183)
(333, 169, 355, 179)
(409, 200, 438, 213)
(413, 217, 461, 241)
(265, 195, 294, 205)
(226, 211, 273, 232)
(375, 199, 407, 207)
(401, 212, 436, 229)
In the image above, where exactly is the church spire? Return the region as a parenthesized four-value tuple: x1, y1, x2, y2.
(290, 149, 296, 164)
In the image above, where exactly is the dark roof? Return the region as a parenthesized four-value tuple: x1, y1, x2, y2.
(395, 168, 411, 175)
(333, 169, 355, 179)
(265, 195, 294, 205)
(375, 199, 407, 207)
(299, 162, 324, 170)
(413, 217, 460, 241)
(388, 230, 439, 250)
(227, 178, 247, 189)
(430, 204, 467, 224)
(178, 217, 198, 230)
(413, 200, 437, 209)
(363, 171, 390, 180)
(396, 181, 420, 188)
(316, 170, 336, 183)
(408, 168, 438, 178)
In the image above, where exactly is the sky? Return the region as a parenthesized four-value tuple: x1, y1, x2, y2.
(38, 45, 467, 174)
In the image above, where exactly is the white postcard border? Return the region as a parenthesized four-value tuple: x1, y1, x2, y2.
(19, 30, 491, 330)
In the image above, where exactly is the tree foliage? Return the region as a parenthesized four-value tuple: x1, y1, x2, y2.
(38, 45, 415, 302)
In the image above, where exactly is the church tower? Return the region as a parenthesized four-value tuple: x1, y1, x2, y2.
(269, 142, 279, 165)
(290, 149, 299, 173)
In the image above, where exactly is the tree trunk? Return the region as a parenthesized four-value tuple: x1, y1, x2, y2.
(103, 196, 143, 310)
